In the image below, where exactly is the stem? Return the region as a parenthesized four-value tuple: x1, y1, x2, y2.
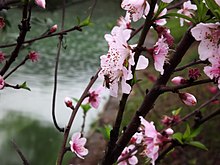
(51, 0, 66, 133)
(0, 0, 30, 76)
(102, 1, 158, 164)
(81, 111, 87, 136)
(57, 68, 100, 165)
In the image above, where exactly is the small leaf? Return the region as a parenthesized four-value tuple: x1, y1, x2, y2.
(19, 82, 31, 91)
(79, 16, 92, 27)
(172, 108, 181, 116)
(183, 124, 191, 140)
(161, 13, 195, 24)
(190, 126, 203, 138)
(172, 132, 183, 144)
(81, 103, 91, 113)
(187, 141, 208, 151)
(96, 125, 112, 140)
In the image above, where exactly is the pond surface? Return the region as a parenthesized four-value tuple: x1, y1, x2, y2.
(0, 1, 122, 164)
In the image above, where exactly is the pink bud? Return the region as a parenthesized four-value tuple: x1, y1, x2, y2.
(0, 51, 6, 63)
(165, 128, 174, 135)
(171, 76, 186, 85)
(0, 76, 5, 90)
(49, 24, 58, 33)
(207, 85, 218, 94)
(28, 51, 39, 62)
(35, 0, 46, 9)
(64, 97, 73, 108)
(0, 17, 5, 29)
(179, 92, 197, 106)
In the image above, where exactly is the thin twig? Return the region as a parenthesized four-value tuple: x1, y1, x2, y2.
(11, 140, 30, 165)
(80, 111, 87, 136)
(174, 59, 209, 72)
(51, 0, 66, 132)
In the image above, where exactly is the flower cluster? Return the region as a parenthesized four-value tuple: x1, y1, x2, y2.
(191, 22, 220, 89)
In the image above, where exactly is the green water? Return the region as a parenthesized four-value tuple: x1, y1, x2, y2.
(0, 1, 122, 164)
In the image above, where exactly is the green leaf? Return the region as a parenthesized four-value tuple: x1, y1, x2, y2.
(190, 126, 203, 138)
(183, 124, 191, 140)
(172, 108, 181, 116)
(96, 125, 112, 140)
(19, 82, 31, 91)
(187, 141, 208, 151)
(205, 0, 220, 20)
(79, 16, 92, 27)
(172, 132, 183, 144)
(81, 103, 91, 113)
(161, 13, 195, 24)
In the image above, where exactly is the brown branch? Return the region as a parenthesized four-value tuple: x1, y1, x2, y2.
(174, 59, 209, 72)
(160, 79, 213, 93)
(0, 0, 30, 76)
(105, 26, 195, 165)
(0, 26, 82, 49)
(57, 68, 101, 165)
(11, 140, 30, 165)
(51, 0, 66, 133)
(198, 108, 220, 125)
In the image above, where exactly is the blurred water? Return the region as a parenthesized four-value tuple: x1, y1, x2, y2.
(0, 1, 123, 163)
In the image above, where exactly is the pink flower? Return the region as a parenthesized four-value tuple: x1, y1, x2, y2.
(117, 145, 138, 165)
(177, 0, 197, 26)
(0, 51, 6, 63)
(154, 5, 167, 26)
(130, 132, 143, 144)
(69, 132, 88, 159)
(0, 17, 5, 29)
(117, 13, 131, 29)
(171, 76, 187, 85)
(191, 22, 220, 60)
(85, 86, 103, 109)
(35, 0, 46, 9)
(178, 92, 197, 106)
(164, 128, 174, 135)
(153, 36, 169, 75)
(162, 0, 174, 3)
(0, 76, 5, 90)
(121, 0, 150, 22)
(139, 116, 161, 165)
(155, 26, 174, 47)
(64, 97, 73, 108)
(28, 51, 39, 62)
(49, 24, 58, 33)
(215, 0, 220, 6)
(204, 56, 220, 89)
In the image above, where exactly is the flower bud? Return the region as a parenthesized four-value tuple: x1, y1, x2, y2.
(171, 76, 186, 85)
(35, 0, 46, 9)
(179, 92, 197, 106)
(0, 76, 5, 90)
(165, 128, 174, 135)
(64, 97, 73, 108)
(49, 24, 58, 34)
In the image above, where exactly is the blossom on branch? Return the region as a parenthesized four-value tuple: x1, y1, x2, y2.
(69, 132, 88, 159)
(35, 0, 46, 9)
(64, 97, 73, 108)
(153, 36, 169, 75)
(204, 56, 220, 89)
(0, 76, 5, 90)
(177, 0, 197, 26)
(0, 51, 6, 63)
(85, 86, 103, 109)
(171, 76, 187, 85)
(191, 22, 220, 60)
(121, 0, 150, 22)
(215, 0, 220, 6)
(117, 144, 138, 165)
(28, 51, 39, 62)
(49, 24, 58, 34)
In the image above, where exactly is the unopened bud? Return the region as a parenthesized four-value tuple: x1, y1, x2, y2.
(64, 97, 73, 108)
(171, 76, 187, 85)
(28, 51, 39, 62)
(165, 128, 174, 135)
(49, 24, 58, 33)
(179, 92, 197, 106)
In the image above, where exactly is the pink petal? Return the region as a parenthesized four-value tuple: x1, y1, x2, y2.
(136, 55, 149, 70)
(35, 0, 46, 9)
